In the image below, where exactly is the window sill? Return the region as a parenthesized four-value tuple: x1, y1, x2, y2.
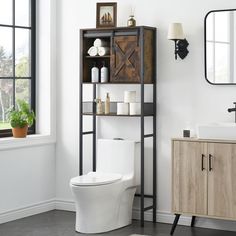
(0, 134, 56, 151)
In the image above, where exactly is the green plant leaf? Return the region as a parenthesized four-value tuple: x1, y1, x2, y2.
(7, 99, 35, 128)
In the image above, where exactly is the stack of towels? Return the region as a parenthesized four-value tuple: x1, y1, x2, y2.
(87, 38, 110, 56)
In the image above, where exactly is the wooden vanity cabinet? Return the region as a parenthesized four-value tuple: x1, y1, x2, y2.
(172, 139, 236, 220)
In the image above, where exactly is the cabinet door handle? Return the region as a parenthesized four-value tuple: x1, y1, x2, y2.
(201, 154, 205, 171)
(209, 154, 213, 171)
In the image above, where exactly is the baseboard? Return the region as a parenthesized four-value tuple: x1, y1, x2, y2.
(54, 199, 75, 212)
(1, 199, 236, 232)
(0, 199, 55, 224)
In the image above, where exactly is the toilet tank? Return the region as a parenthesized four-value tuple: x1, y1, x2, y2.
(97, 139, 140, 180)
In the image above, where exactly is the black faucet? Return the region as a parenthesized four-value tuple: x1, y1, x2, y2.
(228, 102, 236, 123)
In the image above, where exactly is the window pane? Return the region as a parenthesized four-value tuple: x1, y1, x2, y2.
(0, 79, 13, 129)
(215, 11, 230, 42)
(15, 79, 31, 104)
(0, 27, 13, 77)
(15, 0, 30, 27)
(0, 0, 12, 25)
(215, 43, 230, 83)
(15, 28, 31, 77)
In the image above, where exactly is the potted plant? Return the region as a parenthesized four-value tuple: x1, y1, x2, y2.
(7, 100, 35, 138)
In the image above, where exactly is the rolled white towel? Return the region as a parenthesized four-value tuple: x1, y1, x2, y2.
(87, 46, 98, 56)
(94, 38, 107, 47)
(98, 47, 110, 56)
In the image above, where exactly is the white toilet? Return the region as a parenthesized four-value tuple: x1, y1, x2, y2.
(70, 139, 140, 234)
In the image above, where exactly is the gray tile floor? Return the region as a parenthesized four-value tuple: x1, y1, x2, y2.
(0, 210, 235, 236)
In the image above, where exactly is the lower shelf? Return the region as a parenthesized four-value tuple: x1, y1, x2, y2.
(82, 112, 154, 117)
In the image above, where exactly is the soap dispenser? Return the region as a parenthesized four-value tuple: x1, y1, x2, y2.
(91, 62, 99, 83)
(100, 61, 108, 83)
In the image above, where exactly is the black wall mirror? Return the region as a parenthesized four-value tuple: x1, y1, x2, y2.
(204, 9, 236, 85)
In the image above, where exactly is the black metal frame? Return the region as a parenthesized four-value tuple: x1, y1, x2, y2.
(204, 8, 236, 85)
(79, 26, 157, 227)
(0, 0, 36, 137)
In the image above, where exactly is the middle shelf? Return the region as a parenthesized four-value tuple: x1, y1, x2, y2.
(83, 101, 154, 117)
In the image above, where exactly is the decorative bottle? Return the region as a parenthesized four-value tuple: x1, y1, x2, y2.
(105, 93, 110, 114)
(91, 62, 99, 83)
(127, 15, 136, 27)
(100, 61, 108, 83)
(96, 98, 103, 114)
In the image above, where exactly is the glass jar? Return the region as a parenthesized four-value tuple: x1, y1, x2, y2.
(127, 15, 136, 27)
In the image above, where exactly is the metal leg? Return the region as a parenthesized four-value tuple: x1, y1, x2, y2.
(79, 83, 83, 176)
(92, 84, 96, 172)
(170, 214, 180, 235)
(191, 216, 196, 227)
(140, 27, 145, 228)
(152, 28, 157, 224)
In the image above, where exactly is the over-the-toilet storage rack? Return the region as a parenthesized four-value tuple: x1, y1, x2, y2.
(79, 26, 157, 227)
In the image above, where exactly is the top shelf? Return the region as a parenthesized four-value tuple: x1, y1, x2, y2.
(81, 26, 156, 36)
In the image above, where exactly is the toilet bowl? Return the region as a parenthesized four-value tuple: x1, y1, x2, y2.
(70, 139, 140, 233)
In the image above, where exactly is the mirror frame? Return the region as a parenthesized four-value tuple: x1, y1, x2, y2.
(204, 9, 236, 85)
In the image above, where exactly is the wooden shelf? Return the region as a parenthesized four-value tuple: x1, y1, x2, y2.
(82, 112, 154, 117)
(82, 102, 154, 116)
(85, 55, 110, 59)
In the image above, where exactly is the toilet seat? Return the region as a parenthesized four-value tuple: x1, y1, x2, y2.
(70, 172, 122, 186)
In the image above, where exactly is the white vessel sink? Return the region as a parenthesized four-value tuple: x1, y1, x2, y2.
(197, 123, 236, 140)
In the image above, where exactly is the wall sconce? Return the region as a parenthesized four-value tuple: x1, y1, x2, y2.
(167, 23, 189, 60)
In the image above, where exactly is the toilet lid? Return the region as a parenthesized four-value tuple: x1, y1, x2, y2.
(70, 172, 122, 186)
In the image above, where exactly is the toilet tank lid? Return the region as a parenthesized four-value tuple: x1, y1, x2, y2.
(70, 172, 122, 186)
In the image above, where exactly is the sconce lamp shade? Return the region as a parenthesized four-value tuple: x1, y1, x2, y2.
(167, 23, 185, 40)
(167, 22, 189, 60)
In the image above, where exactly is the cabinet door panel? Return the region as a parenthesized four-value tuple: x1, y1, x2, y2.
(208, 143, 236, 218)
(172, 141, 208, 215)
(110, 36, 140, 82)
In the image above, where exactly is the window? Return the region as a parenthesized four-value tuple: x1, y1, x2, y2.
(0, 0, 36, 137)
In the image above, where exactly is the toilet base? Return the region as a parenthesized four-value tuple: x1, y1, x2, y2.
(75, 217, 132, 234)
(71, 182, 136, 234)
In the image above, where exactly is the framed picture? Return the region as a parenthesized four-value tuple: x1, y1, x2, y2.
(96, 2, 117, 28)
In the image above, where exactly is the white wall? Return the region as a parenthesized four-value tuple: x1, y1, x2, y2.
(0, 145, 55, 213)
(56, 0, 236, 230)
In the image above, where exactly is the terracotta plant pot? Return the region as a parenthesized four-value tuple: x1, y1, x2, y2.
(12, 126, 28, 138)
